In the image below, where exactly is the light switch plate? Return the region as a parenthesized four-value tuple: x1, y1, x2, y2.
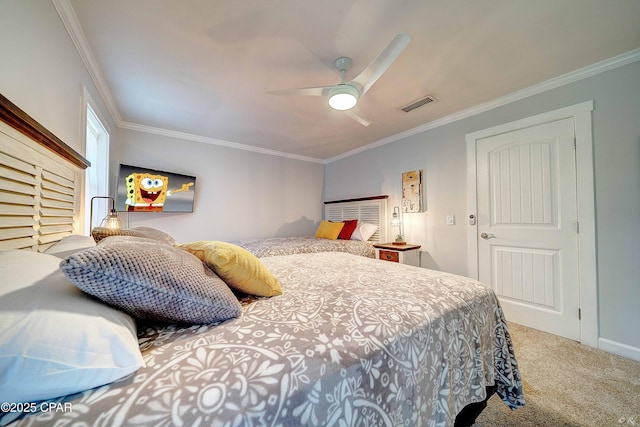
(446, 215, 455, 225)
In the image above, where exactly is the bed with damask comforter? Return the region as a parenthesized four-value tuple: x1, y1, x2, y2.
(228, 235, 376, 258)
(2, 250, 524, 427)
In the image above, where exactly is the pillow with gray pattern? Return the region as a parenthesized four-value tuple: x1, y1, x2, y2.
(60, 236, 242, 324)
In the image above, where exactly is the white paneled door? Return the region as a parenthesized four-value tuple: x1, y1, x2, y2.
(476, 118, 580, 340)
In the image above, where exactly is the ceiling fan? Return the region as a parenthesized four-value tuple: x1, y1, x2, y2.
(268, 33, 411, 126)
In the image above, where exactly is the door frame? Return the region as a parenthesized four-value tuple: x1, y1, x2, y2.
(465, 101, 597, 348)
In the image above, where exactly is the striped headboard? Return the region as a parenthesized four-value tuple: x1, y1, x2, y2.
(0, 94, 89, 252)
(324, 195, 389, 243)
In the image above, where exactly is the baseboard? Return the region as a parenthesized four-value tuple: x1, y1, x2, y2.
(598, 337, 640, 362)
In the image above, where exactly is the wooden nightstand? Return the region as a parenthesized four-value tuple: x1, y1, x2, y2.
(373, 243, 421, 267)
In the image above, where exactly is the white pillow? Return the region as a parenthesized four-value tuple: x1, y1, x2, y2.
(350, 222, 378, 241)
(0, 249, 144, 403)
(44, 234, 96, 258)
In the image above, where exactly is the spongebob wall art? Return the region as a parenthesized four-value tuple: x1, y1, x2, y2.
(115, 164, 196, 213)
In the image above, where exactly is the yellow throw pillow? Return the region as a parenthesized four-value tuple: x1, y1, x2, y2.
(180, 241, 282, 297)
(315, 220, 344, 240)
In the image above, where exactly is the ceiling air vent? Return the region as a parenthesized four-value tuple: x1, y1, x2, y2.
(401, 95, 436, 113)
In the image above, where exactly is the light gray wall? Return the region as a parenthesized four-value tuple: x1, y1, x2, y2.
(1, 0, 119, 234)
(116, 128, 324, 242)
(0, 0, 115, 155)
(0, 1, 324, 244)
(324, 60, 640, 351)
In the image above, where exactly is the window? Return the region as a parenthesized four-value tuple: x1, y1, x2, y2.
(84, 102, 110, 234)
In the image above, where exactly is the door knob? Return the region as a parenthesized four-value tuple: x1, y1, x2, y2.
(480, 232, 495, 240)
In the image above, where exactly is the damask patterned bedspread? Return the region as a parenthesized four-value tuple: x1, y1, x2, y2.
(228, 235, 376, 258)
(8, 252, 524, 427)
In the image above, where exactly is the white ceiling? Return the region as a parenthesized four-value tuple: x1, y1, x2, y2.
(64, 0, 640, 161)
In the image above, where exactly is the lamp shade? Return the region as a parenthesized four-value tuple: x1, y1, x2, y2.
(391, 206, 403, 241)
(328, 85, 359, 111)
(391, 206, 401, 226)
(100, 211, 122, 229)
(90, 196, 123, 233)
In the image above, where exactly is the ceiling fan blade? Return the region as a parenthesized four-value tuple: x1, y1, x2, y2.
(344, 107, 371, 127)
(267, 85, 337, 97)
(349, 33, 411, 95)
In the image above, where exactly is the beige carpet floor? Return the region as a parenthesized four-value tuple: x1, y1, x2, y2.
(473, 323, 640, 427)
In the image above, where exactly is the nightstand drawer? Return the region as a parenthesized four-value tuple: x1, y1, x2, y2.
(373, 243, 422, 267)
(379, 250, 399, 263)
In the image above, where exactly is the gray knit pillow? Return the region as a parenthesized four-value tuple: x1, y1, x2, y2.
(60, 236, 242, 324)
(91, 226, 178, 245)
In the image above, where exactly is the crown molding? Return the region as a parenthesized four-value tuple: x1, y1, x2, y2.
(52, 0, 122, 125)
(52, 1, 639, 165)
(326, 48, 640, 164)
(51, 0, 324, 163)
(52, 0, 323, 163)
(119, 121, 324, 164)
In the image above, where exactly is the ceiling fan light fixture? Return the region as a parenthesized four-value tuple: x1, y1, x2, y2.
(328, 86, 359, 111)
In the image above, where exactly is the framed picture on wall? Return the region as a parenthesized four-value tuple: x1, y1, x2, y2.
(402, 170, 423, 213)
(115, 164, 196, 212)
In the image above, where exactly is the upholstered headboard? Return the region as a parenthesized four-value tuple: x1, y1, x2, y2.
(0, 94, 89, 251)
(324, 195, 389, 243)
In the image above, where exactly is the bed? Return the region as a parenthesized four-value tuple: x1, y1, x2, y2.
(228, 235, 376, 258)
(228, 195, 389, 259)
(0, 94, 524, 426)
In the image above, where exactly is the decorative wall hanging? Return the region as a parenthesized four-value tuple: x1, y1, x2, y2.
(402, 170, 423, 213)
(116, 164, 196, 212)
